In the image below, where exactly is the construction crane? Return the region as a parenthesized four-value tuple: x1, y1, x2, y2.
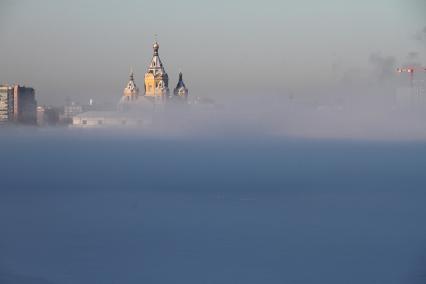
(396, 66, 426, 87)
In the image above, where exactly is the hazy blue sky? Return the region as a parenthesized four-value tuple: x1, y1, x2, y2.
(0, 0, 425, 104)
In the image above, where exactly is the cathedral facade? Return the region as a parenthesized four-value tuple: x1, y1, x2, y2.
(119, 41, 189, 109)
(144, 42, 170, 99)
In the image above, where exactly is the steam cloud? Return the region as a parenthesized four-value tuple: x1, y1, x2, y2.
(368, 53, 396, 82)
(414, 26, 426, 46)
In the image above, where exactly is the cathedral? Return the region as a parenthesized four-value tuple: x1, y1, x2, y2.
(120, 41, 188, 106)
(73, 41, 192, 128)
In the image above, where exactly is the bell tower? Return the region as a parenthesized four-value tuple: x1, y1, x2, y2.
(144, 41, 169, 99)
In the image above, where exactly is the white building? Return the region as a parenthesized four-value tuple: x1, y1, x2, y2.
(72, 71, 154, 128)
(72, 111, 152, 128)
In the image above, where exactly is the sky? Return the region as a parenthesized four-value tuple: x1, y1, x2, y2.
(0, 0, 425, 105)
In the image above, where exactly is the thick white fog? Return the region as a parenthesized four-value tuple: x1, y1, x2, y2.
(102, 85, 426, 141)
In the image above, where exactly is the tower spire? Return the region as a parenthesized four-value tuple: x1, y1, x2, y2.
(153, 41, 159, 56)
(129, 67, 134, 81)
(144, 39, 169, 98)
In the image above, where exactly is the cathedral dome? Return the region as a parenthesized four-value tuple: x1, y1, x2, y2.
(173, 72, 189, 99)
(122, 70, 139, 101)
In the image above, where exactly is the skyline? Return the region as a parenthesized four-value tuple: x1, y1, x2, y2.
(0, 0, 425, 105)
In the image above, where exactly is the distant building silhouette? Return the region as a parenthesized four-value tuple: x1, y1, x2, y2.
(0, 84, 37, 125)
(37, 106, 60, 126)
(62, 101, 83, 124)
(13, 85, 37, 124)
(0, 85, 14, 123)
